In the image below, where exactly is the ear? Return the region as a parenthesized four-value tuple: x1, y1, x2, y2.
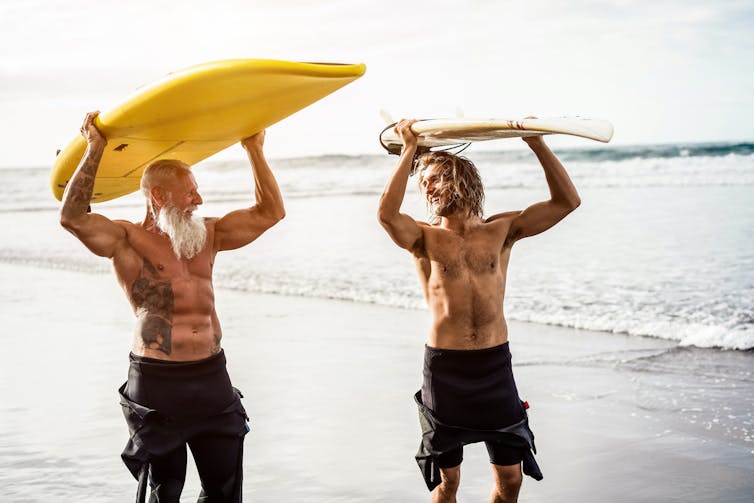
(150, 186, 167, 207)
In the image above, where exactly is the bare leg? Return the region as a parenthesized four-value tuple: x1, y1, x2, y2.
(489, 463, 522, 503)
(431, 464, 461, 503)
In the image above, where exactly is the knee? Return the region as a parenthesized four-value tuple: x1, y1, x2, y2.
(151, 479, 184, 501)
(439, 467, 461, 493)
(496, 469, 522, 493)
(442, 473, 460, 492)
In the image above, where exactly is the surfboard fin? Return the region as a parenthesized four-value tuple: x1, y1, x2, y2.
(379, 109, 394, 125)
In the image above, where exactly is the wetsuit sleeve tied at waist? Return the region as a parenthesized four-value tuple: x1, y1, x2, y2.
(414, 391, 543, 492)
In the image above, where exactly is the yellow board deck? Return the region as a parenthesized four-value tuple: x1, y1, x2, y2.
(51, 59, 366, 203)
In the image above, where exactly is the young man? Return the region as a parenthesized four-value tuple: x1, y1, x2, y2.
(377, 119, 580, 503)
(60, 111, 285, 502)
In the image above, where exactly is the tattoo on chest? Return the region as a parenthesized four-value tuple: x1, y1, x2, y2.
(131, 259, 174, 355)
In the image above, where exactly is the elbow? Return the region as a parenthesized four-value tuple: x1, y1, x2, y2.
(376, 197, 395, 228)
(570, 195, 581, 211)
(377, 208, 393, 228)
(553, 195, 580, 216)
(59, 211, 76, 232)
(562, 192, 581, 212)
(270, 203, 286, 223)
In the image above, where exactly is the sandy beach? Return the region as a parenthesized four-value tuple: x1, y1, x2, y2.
(2, 261, 752, 502)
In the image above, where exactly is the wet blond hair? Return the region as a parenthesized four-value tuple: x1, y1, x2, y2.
(415, 151, 484, 223)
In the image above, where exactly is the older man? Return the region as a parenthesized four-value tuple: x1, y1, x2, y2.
(60, 111, 285, 502)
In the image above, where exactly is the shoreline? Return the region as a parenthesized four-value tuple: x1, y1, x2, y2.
(1, 262, 752, 502)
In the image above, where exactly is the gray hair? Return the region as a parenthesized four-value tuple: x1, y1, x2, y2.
(140, 159, 192, 198)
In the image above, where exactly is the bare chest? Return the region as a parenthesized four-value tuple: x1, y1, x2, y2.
(113, 227, 214, 298)
(422, 229, 508, 281)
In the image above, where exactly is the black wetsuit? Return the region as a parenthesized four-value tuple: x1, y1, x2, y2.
(119, 350, 249, 502)
(415, 342, 542, 491)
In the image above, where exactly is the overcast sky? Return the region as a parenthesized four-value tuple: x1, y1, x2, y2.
(1, 0, 752, 166)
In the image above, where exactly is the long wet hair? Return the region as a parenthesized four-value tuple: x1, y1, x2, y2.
(414, 151, 485, 223)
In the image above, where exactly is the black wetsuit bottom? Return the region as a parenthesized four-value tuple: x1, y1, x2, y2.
(147, 433, 242, 502)
(415, 342, 542, 491)
(422, 343, 528, 468)
(120, 350, 248, 503)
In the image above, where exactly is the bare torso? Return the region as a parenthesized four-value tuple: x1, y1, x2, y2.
(414, 216, 514, 349)
(112, 218, 221, 361)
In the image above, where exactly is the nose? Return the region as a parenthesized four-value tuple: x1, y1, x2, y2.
(194, 192, 203, 205)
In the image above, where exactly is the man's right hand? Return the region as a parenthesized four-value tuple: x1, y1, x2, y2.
(241, 129, 265, 152)
(395, 119, 418, 151)
(80, 111, 106, 147)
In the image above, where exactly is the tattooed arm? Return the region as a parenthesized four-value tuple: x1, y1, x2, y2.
(60, 111, 128, 258)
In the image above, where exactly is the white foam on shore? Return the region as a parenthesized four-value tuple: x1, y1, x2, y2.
(3, 143, 753, 352)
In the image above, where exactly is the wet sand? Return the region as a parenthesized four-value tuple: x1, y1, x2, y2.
(1, 262, 752, 502)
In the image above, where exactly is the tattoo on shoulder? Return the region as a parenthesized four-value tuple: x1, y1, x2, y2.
(131, 259, 174, 355)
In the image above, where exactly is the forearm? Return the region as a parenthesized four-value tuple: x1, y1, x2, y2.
(529, 141, 580, 207)
(378, 144, 417, 220)
(245, 146, 285, 219)
(60, 141, 105, 223)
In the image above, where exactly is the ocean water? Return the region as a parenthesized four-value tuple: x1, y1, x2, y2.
(1, 142, 752, 350)
(1, 142, 753, 502)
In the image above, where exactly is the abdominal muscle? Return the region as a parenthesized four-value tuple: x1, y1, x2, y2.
(131, 278, 222, 361)
(425, 276, 509, 350)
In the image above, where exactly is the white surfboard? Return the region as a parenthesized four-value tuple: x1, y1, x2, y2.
(379, 116, 614, 154)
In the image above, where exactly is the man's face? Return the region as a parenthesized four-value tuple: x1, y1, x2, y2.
(163, 171, 203, 216)
(420, 163, 458, 217)
(154, 171, 207, 259)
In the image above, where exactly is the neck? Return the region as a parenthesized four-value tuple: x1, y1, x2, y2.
(142, 204, 160, 233)
(439, 211, 479, 233)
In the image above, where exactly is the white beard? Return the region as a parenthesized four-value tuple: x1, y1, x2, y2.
(156, 204, 207, 259)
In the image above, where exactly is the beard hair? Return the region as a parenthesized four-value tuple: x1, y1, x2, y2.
(426, 192, 460, 221)
(156, 203, 207, 259)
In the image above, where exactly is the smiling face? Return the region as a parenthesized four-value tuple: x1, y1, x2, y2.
(416, 151, 485, 223)
(419, 162, 461, 217)
(162, 170, 203, 217)
(141, 159, 207, 259)
(141, 160, 202, 215)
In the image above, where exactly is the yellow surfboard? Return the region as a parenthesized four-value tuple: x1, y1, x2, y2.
(51, 59, 366, 203)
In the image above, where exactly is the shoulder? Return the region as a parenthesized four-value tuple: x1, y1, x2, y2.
(114, 219, 137, 229)
(484, 211, 521, 224)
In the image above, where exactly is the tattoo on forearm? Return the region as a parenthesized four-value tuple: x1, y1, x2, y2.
(61, 146, 103, 219)
(131, 259, 174, 355)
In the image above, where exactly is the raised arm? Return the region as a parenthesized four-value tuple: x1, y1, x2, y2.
(59, 111, 127, 258)
(501, 135, 581, 246)
(214, 130, 286, 251)
(377, 119, 424, 253)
